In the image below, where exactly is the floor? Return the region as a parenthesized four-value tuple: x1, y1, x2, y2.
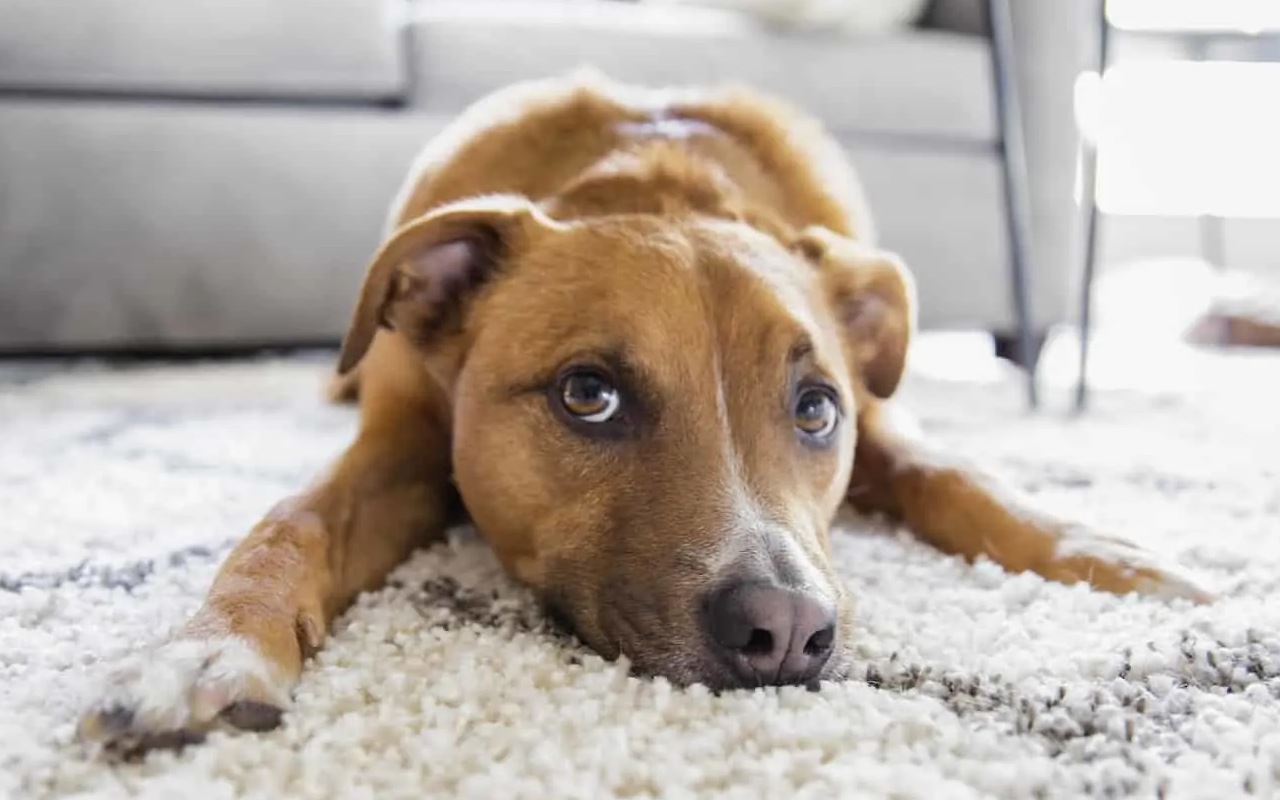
(3, 338, 1278, 799)
(912, 256, 1279, 412)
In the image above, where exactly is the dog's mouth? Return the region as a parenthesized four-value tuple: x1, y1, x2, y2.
(685, 647, 852, 693)
(553, 595, 853, 692)
(627, 635, 854, 693)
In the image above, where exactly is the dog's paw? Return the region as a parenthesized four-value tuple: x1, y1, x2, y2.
(1049, 526, 1213, 604)
(77, 635, 292, 759)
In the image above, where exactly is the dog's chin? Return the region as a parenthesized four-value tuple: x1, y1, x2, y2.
(554, 600, 853, 691)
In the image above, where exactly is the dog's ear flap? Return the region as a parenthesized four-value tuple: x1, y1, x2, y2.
(337, 196, 555, 375)
(795, 226, 916, 399)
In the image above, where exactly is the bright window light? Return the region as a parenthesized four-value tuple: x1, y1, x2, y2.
(1079, 62, 1280, 218)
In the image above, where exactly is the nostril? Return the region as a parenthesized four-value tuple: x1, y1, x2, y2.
(742, 628, 774, 656)
(703, 582, 837, 686)
(803, 624, 835, 657)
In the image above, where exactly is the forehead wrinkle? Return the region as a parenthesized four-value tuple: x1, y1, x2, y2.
(788, 335, 814, 365)
(592, 221, 723, 393)
(487, 220, 718, 378)
(698, 222, 841, 372)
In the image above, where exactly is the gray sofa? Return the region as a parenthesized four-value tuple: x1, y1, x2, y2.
(0, 0, 1084, 356)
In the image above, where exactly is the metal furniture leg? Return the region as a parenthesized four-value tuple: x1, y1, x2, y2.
(1189, 37, 1228, 273)
(988, 0, 1039, 409)
(1199, 213, 1227, 270)
(1075, 0, 1111, 412)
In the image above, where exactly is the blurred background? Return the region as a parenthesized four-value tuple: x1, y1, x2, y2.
(1, 0, 1277, 409)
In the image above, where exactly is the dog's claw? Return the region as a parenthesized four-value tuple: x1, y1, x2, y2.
(1135, 569, 1214, 604)
(220, 700, 284, 732)
(137, 728, 208, 752)
(78, 707, 206, 761)
(93, 704, 135, 735)
(1117, 553, 1214, 604)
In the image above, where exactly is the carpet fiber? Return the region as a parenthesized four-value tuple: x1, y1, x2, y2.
(2, 351, 1279, 799)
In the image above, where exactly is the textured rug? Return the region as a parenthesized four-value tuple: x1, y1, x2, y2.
(2, 350, 1279, 800)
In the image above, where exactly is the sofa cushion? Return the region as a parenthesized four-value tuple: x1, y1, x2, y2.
(0, 99, 1063, 352)
(0, 0, 406, 100)
(406, 1, 997, 141)
(0, 100, 427, 350)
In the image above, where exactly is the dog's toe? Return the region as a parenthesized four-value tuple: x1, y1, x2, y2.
(1050, 526, 1213, 603)
(78, 636, 290, 759)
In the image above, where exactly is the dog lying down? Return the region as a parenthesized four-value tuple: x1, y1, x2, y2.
(78, 73, 1210, 758)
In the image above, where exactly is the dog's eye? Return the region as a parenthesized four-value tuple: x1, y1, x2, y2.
(559, 370, 621, 423)
(794, 386, 840, 439)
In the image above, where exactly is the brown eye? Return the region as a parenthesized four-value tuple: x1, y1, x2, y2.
(560, 371, 621, 423)
(794, 386, 839, 439)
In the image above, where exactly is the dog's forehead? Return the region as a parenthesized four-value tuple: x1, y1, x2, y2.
(511, 217, 833, 345)
(472, 217, 851, 399)
(687, 219, 828, 332)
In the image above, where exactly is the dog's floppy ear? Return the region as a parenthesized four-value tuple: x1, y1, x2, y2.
(337, 195, 556, 375)
(795, 226, 916, 399)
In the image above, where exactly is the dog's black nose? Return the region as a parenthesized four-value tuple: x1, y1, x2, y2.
(702, 582, 837, 686)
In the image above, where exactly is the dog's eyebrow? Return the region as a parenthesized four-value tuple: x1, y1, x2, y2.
(501, 345, 656, 404)
(787, 335, 814, 365)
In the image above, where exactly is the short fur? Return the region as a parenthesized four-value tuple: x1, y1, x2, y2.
(79, 74, 1209, 757)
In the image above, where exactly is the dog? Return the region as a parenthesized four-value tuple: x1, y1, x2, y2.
(78, 73, 1209, 757)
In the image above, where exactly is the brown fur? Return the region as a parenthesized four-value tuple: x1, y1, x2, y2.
(79, 74, 1209, 755)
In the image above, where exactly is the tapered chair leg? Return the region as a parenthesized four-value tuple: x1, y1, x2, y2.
(1075, 0, 1111, 413)
(988, 0, 1040, 410)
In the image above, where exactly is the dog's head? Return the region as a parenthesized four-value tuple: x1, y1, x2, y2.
(339, 196, 914, 689)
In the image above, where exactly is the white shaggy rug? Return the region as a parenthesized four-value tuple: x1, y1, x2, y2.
(2, 349, 1279, 799)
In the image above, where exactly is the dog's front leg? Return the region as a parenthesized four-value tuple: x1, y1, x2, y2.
(848, 401, 1211, 602)
(78, 395, 453, 757)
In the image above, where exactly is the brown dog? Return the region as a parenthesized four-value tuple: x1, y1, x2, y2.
(78, 73, 1209, 756)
